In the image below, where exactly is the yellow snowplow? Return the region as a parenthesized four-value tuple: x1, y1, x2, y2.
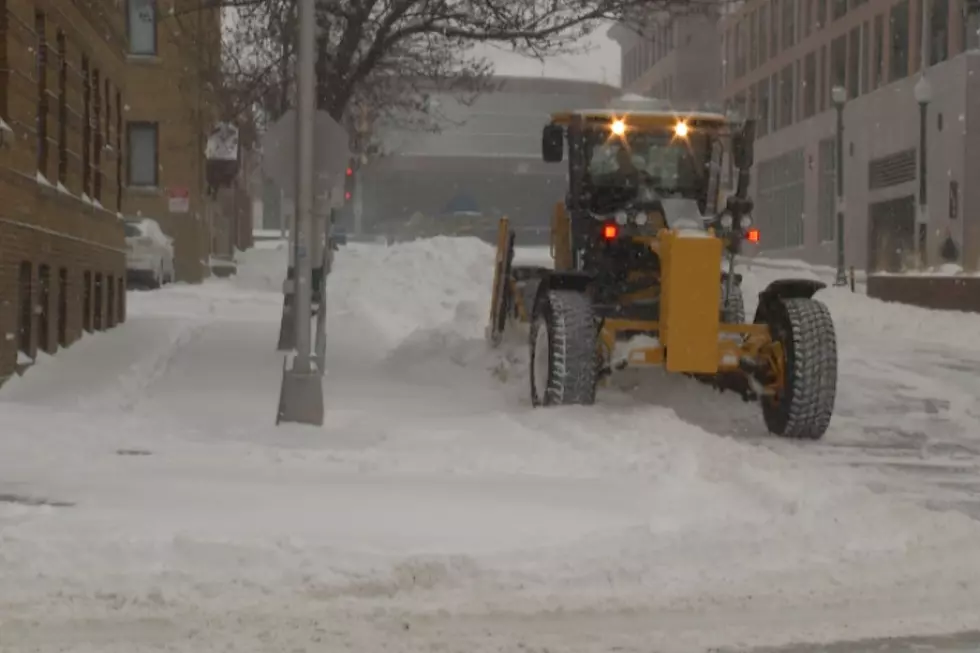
(487, 107, 838, 440)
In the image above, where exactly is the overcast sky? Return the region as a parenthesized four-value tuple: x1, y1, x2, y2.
(469, 26, 622, 87)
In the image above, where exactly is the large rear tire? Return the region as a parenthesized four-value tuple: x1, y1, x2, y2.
(761, 297, 837, 439)
(529, 290, 597, 406)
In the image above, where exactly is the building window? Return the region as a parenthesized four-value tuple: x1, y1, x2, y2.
(873, 14, 885, 87)
(771, 0, 780, 56)
(782, 0, 796, 49)
(82, 271, 92, 332)
(128, 0, 156, 55)
(804, 0, 814, 36)
(890, 0, 909, 82)
(832, 0, 847, 20)
(127, 121, 158, 187)
(93, 273, 104, 331)
(819, 44, 827, 111)
(82, 56, 91, 196)
(107, 276, 116, 328)
(18, 262, 32, 357)
(756, 148, 806, 249)
(818, 137, 836, 242)
(760, 4, 769, 62)
(35, 11, 48, 176)
(779, 64, 794, 129)
(37, 264, 51, 353)
(57, 268, 68, 347)
(105, 79, 112, 170)
(116, 92, 123, 207)
(93, 68, 102, 202)
(57, 30, 67, 184)
(861, 21, 871, 94)
(750, 10, 759, 70)
(817, 0, 827, 27)
(847, 27, 861, 99)
(803, 51, 817, 117)
(831, 35, 847, 90)
(756, 78, 771, 136)
(931, 0, 949, 64)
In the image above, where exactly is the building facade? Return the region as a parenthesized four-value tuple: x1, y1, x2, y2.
(0, 0, 220, 385)
(608, 11, 723, 110)
(717, 0, 980, 271)
(0, 0, 130, 384)
(122, 0, 220, 282)
(356, 76, 620, 244)
(615, 0, 980, 272)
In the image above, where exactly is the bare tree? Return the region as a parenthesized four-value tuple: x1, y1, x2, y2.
(208, 0, 703, 157)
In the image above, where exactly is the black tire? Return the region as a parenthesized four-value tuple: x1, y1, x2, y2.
(761, 298, 837, 440)
(721, 282, 745, 323)
(529, 290, 598, 406)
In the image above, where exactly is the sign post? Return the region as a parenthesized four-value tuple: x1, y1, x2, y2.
(264, 40, 349, 427)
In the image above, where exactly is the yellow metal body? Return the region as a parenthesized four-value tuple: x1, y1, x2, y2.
(659, 230, 723, 373)
(550, 202, 573, 271)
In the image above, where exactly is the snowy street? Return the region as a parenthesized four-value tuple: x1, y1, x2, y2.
(3, 237, 980, 652)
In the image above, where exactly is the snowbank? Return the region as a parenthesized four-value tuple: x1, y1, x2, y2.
(3, 236, 980, 651)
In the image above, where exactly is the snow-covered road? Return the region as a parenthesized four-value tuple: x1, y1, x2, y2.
(2, 237, 980, 652)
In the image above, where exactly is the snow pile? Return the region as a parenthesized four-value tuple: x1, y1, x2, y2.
(3, 236, 980, 650)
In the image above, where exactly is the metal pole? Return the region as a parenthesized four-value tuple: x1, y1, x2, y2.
(292, 0, 315, 373)
(834, 101, 847, 286)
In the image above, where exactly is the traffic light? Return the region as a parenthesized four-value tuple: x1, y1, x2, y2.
(344, 161, 355, 203)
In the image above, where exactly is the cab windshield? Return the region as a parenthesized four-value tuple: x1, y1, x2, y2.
(583, 127, 715, 202)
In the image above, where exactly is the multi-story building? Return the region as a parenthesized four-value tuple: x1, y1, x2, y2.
(615, 0, 980, 272)
(0, 0, 220, 385)
(608, 11, 723, 110)
(719, 0, 980, 272)
(123, 0, 220, 282)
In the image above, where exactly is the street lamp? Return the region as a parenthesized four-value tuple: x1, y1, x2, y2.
(831, 85, 847, 287)
(913, 74, 932, 269)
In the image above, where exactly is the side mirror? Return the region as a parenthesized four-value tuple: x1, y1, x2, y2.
(732, 119, 755, 170)
(542, 124, 564, 163)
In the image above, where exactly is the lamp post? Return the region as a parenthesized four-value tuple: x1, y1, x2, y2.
(831, 85, 847, 287)
(913, 74, 932, 269)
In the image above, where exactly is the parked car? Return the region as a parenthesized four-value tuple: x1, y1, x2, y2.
(124, 218, 175, 288)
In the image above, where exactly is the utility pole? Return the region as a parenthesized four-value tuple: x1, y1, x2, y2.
(276, 0, 323, 425)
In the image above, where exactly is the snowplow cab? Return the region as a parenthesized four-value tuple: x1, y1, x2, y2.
(486, 105, 839, 441)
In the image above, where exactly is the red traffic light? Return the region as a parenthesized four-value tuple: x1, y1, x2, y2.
(344, 191, 352, 201)
(346, 167, 353, 176)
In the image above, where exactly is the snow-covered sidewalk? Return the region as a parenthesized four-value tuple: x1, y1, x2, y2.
(2, 237, 980, 652)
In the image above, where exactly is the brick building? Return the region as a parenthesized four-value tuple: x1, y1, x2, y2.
(122, 0, 220, 282)
(0, 0, 220, 385)
(614, 0, 980, 272)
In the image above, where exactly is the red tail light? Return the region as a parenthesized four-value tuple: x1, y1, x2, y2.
(602, 223, 619, 240)
(746, 228, 760, 243)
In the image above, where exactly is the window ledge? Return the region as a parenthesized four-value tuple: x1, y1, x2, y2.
(126, 54, 162, 65)
(126, 185, 163, 196)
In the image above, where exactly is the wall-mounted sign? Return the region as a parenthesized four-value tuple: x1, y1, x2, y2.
(168, 186, 189, 213)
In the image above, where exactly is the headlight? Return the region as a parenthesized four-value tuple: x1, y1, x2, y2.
(635, 213, 648, 225)
(720, 214, 734, 229)
(615, 210, 629, 225)
(740, 215, 753, 229)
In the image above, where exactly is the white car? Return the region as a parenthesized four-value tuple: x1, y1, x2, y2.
(125, 218, 175, 288)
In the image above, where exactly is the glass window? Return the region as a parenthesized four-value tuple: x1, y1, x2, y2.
(861, 21, 871, 94)
(127, 122, 157, 186)
(848, 27, 861, 99)
(128, 0, 156, 55)
(771, 0, 780, 54)
(874, 14, 885, 87)
(817, 0, 827, 27)
(779, 64, 794, 129)
(760, 4, 770, 61)
(931, 0, 949, 64)
(804, 51, 817, 117)
(890, 0, 909, 82)
(783, 0, 796, 48)
(833, 0, 848, 20)
(831, 35, 847, 89)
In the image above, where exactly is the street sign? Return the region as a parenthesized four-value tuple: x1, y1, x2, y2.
(168, 186, 190, 213)
(261, 110, 350, 199)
